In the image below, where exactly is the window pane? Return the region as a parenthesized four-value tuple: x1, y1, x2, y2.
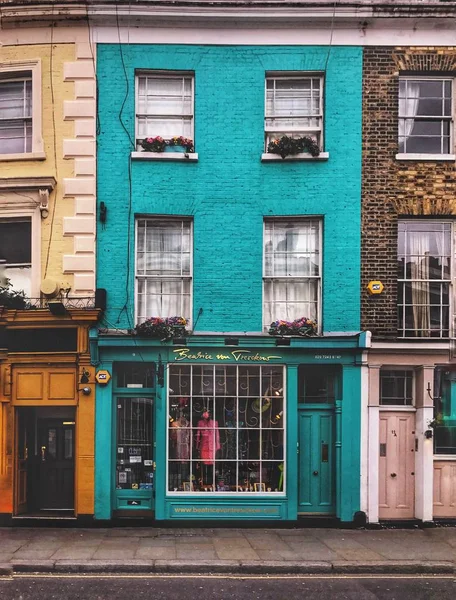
(380, 370, 413, 405)
(136, 74, 193, 145)
(0, 219, 32, 264)
(136, 219, 192, 322)
(398, 78, 452, 154)
(167, 365, 285, 493)
(299, 365, 338, 404)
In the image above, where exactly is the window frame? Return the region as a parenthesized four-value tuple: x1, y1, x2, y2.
(134, 217, 193, 325)
(166, 363, 286, 496)
(0, 59, 44, 161)
(379, 368, 415, 407)
(135, 71, 195, 152)
(397, 75, 454, 158)
(264, 72, 324, 152)
(397, 220, 453, 339)
(262, 218, 322, 333)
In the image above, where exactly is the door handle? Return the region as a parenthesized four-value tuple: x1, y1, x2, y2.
(41, 446, 46, 462)
(313, 470, 319, 476)
(390, 472, 397, 478)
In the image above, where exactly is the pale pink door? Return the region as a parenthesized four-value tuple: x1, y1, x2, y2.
(379, 412, 415, 519)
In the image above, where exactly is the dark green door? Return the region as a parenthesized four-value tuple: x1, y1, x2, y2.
(298, 409, 335, 514)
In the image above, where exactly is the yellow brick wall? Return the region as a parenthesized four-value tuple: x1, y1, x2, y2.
(0, 43, 76, 290)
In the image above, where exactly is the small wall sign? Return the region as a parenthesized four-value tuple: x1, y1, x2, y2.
(96, 369, 111, 385)
(367, 281, 384, 295)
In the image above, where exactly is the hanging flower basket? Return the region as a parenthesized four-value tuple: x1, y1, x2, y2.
(268, 317, 318, 337)
(135, 316, 189, 340)
(267, 135, 320, 159)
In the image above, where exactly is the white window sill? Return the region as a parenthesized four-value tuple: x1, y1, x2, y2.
(261, 152, 329, 162)
(395, 153, 455, 162)
(131, 151, 198, 162)
(0, 151, 46, 162)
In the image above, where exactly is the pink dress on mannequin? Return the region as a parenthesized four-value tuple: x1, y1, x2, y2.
(196, 417, 220, 465)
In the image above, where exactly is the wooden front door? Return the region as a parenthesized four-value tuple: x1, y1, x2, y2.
(379, 411, 416, 519)
(298, 409, 335, 514)
(37, 419, 75, 509)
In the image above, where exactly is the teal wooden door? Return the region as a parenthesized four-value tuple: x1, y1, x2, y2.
(298, 409, 335, 514)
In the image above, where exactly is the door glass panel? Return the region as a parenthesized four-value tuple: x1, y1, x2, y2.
(64, 428, 73, 460)
(47, 429, 57, 458)
(298, 365, 338, 403)
(116, 397, 154, 490)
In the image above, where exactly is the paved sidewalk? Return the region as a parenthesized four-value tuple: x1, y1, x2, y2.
(1, 526, 456, 575)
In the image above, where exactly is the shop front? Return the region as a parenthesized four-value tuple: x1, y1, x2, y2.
(93, 333, 367, 524)
(0, 308, 99, 525)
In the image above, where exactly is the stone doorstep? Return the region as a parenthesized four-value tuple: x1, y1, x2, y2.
(2, 559, 455, 575)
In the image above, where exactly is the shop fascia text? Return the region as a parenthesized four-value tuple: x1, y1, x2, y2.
(172, 349, 282, 362)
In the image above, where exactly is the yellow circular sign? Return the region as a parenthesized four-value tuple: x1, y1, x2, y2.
(95, 370, 111, 385)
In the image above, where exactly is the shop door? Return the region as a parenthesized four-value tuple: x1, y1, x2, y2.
(298, 409, 335, 514)
(37, 419, 75, 509)
(379, 412, 415, 519)
(115, 397, 155, 511)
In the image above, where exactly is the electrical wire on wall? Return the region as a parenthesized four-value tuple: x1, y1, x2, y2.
(113, 1, 135, 328)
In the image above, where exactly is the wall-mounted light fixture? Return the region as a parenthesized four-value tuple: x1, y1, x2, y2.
(80, 369, 90, 384)
(173, 336, 187, 347)
(48, 301, 68, 316)
(224, 337, 239, 346)
(275, 338, 290, 346)
(425, 429, 433, 439)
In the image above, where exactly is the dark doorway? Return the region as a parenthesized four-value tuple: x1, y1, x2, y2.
(15, 408, 75, 515)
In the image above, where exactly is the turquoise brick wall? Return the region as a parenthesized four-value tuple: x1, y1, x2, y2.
(97, 45, 362, 333)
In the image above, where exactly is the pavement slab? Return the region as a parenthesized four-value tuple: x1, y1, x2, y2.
(1, 526, 456, 575)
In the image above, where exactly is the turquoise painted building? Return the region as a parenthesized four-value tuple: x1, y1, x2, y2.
(94, 43, 365, 523)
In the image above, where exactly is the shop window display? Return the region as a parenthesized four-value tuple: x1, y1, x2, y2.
(168, 365, 285, 493)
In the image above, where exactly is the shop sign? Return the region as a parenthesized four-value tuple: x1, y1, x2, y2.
(170, 504, 281, 517)
(314, 354, 342, 360)
(172, 349, 282, 363)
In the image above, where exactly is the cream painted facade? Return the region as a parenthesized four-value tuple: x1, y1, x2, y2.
(0, 33, 96, 296)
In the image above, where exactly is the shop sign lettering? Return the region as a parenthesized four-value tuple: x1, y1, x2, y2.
(314, 354, 342, 360)
(172, 349, 282, 363)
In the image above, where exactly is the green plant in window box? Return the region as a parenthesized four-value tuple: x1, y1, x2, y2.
(0, 280, 29, 310)
(135, 316, 189, 340)
(268, 317, 318, 337)
(140, 136, 194, 153)
(140, 136, 167, 152)
(167, 136, 194, 153)
(267, 135, 320, 159)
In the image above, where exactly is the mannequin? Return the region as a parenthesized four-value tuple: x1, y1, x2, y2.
(196, 410, 220, 487)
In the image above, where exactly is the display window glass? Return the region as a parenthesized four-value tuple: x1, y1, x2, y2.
(167, 365, 285, 494)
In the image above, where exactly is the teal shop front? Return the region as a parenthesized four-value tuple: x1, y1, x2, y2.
(92, 333, 366, 523)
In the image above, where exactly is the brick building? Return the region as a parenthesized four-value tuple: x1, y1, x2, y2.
(362, 45, 456, 522)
